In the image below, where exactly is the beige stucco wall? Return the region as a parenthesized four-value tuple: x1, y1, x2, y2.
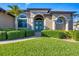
(68, 15, 73, 30)
(44, 14, 52, 30)
(52, 13, 71, 20)
(52, 13, 73, 30)
(27, 10, 48, 30)
(42, 13, 73, 30)
(26, 12, 33, 30)
(0, 12, 15, 28)
(27, 10, 73, 30)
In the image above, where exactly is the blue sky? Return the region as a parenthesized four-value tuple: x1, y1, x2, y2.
(0, 3, 79, 21)
(28, 3, 79, 12)
(0, 3, 79, 14)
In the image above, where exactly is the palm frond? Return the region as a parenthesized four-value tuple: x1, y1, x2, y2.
(7, 5, 23, 16)
(8, 5, 14, 9)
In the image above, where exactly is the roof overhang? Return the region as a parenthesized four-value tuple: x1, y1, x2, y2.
(50, 11, 76, 14)
(0, 8, 15, 17)
(26, 8, 51, 11)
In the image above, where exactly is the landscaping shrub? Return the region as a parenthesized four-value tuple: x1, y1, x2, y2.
(7, 30, 25, 40)
(26, 30, 35, 37)
(72, 30, 79, 41)
(58, 31, 72, 39)
(41, 30, 58, 37)
(0, 31, 7, 40)
(67, 30, 74, 39)
(64, 30, 79, 41)
(41, 30, 72, 39)
(58, 31, 67, 39)
(18, 28, 35, 37)
(0, 28, 15, 31)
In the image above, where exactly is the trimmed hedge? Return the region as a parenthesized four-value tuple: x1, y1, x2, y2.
(1, 28, 79, 41)
(0, 28, 15, 31)
(64, 30, 79, 41)
(0, 28, 35, 40)
(41, 30, 58, 37)
(26, 30, 34, 37)
(41, 30, 72, 39)
(72, 30, 79, 41)
(59, 31, 72, 39)
(18, 28, 35, 37)
(0, 31, 7, 40)
(41, 30, 79, 40)
(7, 30, 25, 40)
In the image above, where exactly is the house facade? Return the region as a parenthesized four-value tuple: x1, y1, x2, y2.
(19, 8, 75, 31)
(0, 8, 75, 31)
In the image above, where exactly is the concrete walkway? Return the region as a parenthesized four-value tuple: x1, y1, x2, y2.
(35, 32, 41, 37)
(0, 37, 38, 44)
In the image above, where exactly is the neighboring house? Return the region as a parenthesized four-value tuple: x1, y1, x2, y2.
(0, 8, 15, 28)
(0, 8, 76, 31)
(73, 14, 79, 30)
(73, 22, 79, 30)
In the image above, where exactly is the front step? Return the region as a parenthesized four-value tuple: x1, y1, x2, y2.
(35, 32, 41, 37)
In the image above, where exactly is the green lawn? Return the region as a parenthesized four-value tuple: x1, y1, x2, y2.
(0, 37, 79, 56)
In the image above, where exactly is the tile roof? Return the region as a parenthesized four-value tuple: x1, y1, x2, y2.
(50, 10, 76, 13)
(27, 8, 51, 10)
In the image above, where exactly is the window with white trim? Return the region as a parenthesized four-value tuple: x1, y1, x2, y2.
(18, 13, 27, 28)
(56, 17, 65, 24)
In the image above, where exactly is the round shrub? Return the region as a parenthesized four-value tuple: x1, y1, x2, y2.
(58, 31, 72, 39)
(58, 31, 66, 39)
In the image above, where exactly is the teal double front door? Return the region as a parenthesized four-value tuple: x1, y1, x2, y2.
(34, 20, 44, 32)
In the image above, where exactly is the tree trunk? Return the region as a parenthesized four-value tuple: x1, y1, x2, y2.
(15, 17, 18, 30)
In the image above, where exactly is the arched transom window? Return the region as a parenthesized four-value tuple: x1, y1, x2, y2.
(55, 16, 66, 30)
(56, 17, 65, 24)
(18, 13, 27, 28)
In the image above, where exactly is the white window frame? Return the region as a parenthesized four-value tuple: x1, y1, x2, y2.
(18, 18, 27, 28)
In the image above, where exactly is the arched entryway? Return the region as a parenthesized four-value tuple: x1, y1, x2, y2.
(34, 15, 44, 32)
(55, 16, 66, 30)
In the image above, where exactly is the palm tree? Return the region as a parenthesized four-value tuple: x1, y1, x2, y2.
(7, 5, 23, 29)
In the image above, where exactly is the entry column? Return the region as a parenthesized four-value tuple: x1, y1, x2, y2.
(30, 17, 34, 30)
(66, 20, 69, 31)
(52, 20, 56, 30)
